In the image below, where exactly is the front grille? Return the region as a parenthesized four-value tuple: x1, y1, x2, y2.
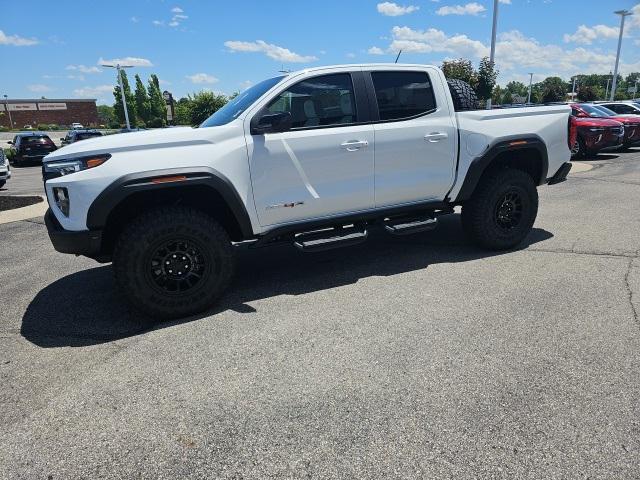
(0, 149, 5, 166)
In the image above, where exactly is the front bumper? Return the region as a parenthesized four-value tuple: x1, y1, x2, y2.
(44, 208, 102, 257)
(547, 162, 572, 185)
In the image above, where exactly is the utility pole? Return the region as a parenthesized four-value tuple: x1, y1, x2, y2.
(571, 76, 577, 101)
(610, 10, 633, 101)
(101, 63, 133, 130)
(3, 95, 13, 129)
(527, 73, 533, 104)
(486, 0, 499, 110)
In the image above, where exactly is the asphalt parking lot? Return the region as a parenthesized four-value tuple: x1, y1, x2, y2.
(1, 150, 639, 479)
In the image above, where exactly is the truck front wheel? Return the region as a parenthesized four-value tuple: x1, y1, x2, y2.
(461, 169, 538, 250)
(113, 206, 235, 320)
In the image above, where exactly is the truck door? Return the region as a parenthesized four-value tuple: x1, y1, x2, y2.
(247, 72, 375, 227)
(367, 69, 457, 207)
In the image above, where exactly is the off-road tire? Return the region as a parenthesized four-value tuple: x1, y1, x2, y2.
(447, 78, 478, 112)
(461, 168, 538, 250)
(113, 206, 235, 320)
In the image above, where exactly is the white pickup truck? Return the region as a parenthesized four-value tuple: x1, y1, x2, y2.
(42, 64, 574, 319)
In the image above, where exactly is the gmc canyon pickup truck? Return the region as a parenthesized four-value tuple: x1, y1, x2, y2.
(42, 64, 574, 319)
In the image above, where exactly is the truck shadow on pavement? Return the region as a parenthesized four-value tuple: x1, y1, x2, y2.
(21, 214, 553, 348)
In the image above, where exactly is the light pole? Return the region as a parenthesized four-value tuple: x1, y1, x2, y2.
(486, 0, 499, 109)
(3, 94, 13, 130)
(527, 73, 533, 104)
(101, 63, 133, 129)
(571, 76, 577, 101)
(610, 10, 633, 101)
(605, 77, 611, 100)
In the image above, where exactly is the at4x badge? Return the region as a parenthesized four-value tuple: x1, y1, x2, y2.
(266, 201, 305, 209)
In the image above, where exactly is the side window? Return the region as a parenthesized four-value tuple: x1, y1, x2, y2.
(616, 104, 635, 114)
(571, 108, 580, 116)
(267, 73, 357, 129)
(371, 71, 436, 121)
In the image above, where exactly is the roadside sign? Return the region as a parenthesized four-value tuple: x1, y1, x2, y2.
(38, 103, 67, 111)
(7, 103, 37, 111)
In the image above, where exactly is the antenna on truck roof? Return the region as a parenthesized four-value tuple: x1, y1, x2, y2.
(394, 50, 402, 63)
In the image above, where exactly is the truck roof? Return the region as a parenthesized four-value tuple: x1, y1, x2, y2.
(285, 63, 437, 77)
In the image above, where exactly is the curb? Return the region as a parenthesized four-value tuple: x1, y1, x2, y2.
(0, 196, 48, 225)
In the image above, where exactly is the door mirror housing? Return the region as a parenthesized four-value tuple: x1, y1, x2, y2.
(7, 141, 13, 145)
(251, 111, 292, 134)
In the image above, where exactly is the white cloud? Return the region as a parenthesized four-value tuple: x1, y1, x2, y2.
(130, 16, 139, 23)
(563, 24, 619, 45)
(388, 26, 488, 57)
(0, 30, 38, 46)
(368, 46, 386, 55)
(377, 2, 419, 16)
(171, 6, 183, 13)
(67, 74, 86, 81)
(436, 2, 486, 16)
(28, 84, 53, 93)
(73, 85, 114, 98)
(66, 64, 102, 74)
(98, 56, 153, 67)
(186, 73, 219, 84)
(240, 80, 253, 91)
(224, 40, 318, 63)
(152, 20, 164, 26)
(346, 52, 356, 58)
(376, 26, 640, 84)
(498, 0, 511, 4)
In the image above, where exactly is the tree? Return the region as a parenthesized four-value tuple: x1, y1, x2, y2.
(505, 81, 527, 97)
(112, 70, 137, 127)
(133, 74, 151, 126)
(476, 57, 498, 103)
(577, 85, 597, 102)
(97, 105, 117, 128)
(441, 58, 477, 88)
(539, 77, 567, 103)
(491, 85, 504, 105)
(147, 74, 167, 127)
(174, 97, 193, 125)
(188, 91, 228, 125)
(502, 91, 513, 105)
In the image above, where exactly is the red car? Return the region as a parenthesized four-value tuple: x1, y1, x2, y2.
(569, 104, 624, 158)
(583, 104, 640, 148)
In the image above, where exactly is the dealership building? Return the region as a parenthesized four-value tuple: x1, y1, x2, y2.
(0, 98, 99, 129)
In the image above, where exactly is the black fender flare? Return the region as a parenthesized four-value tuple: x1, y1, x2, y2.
(453, 135, 549, 202)
(86, 167, 254, 238)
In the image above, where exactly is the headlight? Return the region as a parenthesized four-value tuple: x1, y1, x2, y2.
(43, 154, 111, 180)
(589, 127, 605, 132)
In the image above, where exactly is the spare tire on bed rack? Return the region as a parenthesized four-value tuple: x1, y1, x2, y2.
(447, 78, 478, 112)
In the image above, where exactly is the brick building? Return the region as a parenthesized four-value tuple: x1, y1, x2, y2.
(0, 99, 99, 129)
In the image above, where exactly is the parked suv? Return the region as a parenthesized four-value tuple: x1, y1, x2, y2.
(0, 149, 11, 188)
(569, 104, 624, 157)
(42, 64, 573, 319)
(585, 104, 640, 147)
(61, 129, 103, 146)
(8, 133, 58, 167)
(598, 101, 640, 115)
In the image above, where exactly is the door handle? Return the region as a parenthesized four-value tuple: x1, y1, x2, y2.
(424, 132, 448, 143)
(341, 140, 368, 151)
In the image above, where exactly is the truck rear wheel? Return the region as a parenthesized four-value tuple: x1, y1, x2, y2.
(461, 169, 538, 250)
(113, 206, 235, 320)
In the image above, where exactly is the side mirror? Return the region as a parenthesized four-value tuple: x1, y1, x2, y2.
(251, 111, 292, 134)
(7, 141, 13, 145)
(577, 112, 588, 118)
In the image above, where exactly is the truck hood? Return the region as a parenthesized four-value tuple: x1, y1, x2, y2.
(43, 125, 238, 163)
(574, 117, 623, 128)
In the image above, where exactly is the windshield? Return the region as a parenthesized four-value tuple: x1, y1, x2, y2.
(591, 105, 617, 116)
(579, 104, 610, 118)
(200, 76, 285, 128)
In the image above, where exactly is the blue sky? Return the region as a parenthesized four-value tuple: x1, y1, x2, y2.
(1, 0, 639, 104)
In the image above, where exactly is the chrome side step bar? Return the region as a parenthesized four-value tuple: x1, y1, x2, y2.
(293, 226, 368, 252)
(383, 216, 438, 235)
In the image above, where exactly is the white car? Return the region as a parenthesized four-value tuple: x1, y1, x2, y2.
(598, 101, 640, 115)
(71, 123, 84, 130)
(0, 149, 11, 188)
(41, 63, 573, 319)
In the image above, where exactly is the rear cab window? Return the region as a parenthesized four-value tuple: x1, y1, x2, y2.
(22, 135, 55, 146)
(370, 71, 436, 121)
